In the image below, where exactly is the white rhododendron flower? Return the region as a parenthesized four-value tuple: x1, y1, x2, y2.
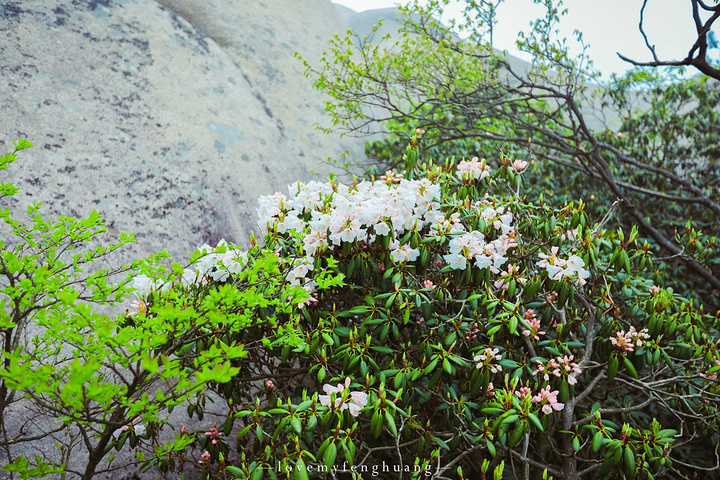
(287, 257, 314, 287)
(257, 178, 442, 253)
(456, 157, 491, 181)
(389, 240, 420, 263)
(132, 275, 156, 297)
(474, 347, 503, 373)
(132, 274, 172, 297)
(442, 210, 516, 272)
(318, 377, 367, 417)
(537, 248, 589, 285)
(194, 240, 248, 283)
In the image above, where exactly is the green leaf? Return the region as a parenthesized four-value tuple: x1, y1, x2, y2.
(623, 357, 638, 379)
(592, 431, 604, 452)
(527, 412, 543, 432)
(508, 315, 518, 334)
(294, 459, 309, 480)
(607, 355, 619, 382)
(324, 443, 337, 469)
(226, 466, 244, 478)
(141, 356, 159, 375)
(385, 410, 398, 436)
(623, 446, 635, 476)
(433, 436, 450, 451)
(291, 416, 302, 434)
(486, 439, 496, 457)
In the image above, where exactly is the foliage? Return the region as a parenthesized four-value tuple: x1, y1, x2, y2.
(301, 0, 720, 309)
(0, 142, 275, 479)
(2, 3, 719, 478)
(122, 147, 719, 480)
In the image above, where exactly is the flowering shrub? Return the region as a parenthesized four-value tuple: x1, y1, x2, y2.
(3, 139, 719, 479)
(124, 144, 719, 480)
(0, 142, 311, 479)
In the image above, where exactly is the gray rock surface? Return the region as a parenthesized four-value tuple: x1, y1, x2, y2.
(1, 0, 367, 268)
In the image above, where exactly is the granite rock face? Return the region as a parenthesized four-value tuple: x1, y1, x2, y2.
(0, 0, 365, 266)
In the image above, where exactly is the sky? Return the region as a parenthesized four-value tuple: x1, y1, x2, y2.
(331, 0, 715, 78)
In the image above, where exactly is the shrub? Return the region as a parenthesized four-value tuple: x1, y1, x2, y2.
(0, 141, 259, 479)
(301, 0, 720, 309)
(129, 147, 720, 479)
(3, 141, 717, 479)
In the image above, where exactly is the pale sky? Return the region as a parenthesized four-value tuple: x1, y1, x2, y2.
(332, 0, 716, 78)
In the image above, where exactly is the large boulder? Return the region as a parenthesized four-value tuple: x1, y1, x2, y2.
(0, 0, 366, 266)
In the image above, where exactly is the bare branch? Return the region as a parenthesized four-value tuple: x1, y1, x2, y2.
(619, 0, 720, 81)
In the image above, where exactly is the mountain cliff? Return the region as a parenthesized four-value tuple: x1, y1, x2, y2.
(1, 0, 367, 265)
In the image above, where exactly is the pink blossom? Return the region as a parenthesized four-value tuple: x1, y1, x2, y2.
(126, 300, 147, 317)
(531, 386, 564, 415)
(533, 355, 580, 384)
(512, 159, 528, 173)
(515, 386, 532, 398)
(465, 321, 480, 340)
(318, 377, 367, 417)
(610, 326, 650, 352)
(423, 279, 436, 289)
(485, 382, 496, 398)
(522, 316, 546, 341)
(204, 427, 223, 445)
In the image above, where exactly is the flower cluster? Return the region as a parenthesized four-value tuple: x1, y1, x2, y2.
(379, 170, 404, 184)
(485, 382, 495, 398)
(537, 247, 590, 285)
(522, 309, 545, 341)
(132, 239, 247, 297)
(429, 211, 465, 235)
(456, 157, 491, 181)
(533, 355, 581, 385)
(126, 299, 148, 317)
(258, 179, 441, 248)
(194, 240, 248, 283)
(466, 320, 481, 340)
(318, 377, 368, 417)
(474, 347, 502, 374)
(443, 215, 516, 272)
(514, 386, 532, 399)
(204, 427, 223, 445)
(610, 326, 650, 352)
(531, 386, 565, 414)
(389, 239, 420, 263)
(132, 274, 169, 298)
(494, 263, 526, 291)
(199, 450, 211, 465)
(286, 256, 315, 290)
(256, 176, 528, 292)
